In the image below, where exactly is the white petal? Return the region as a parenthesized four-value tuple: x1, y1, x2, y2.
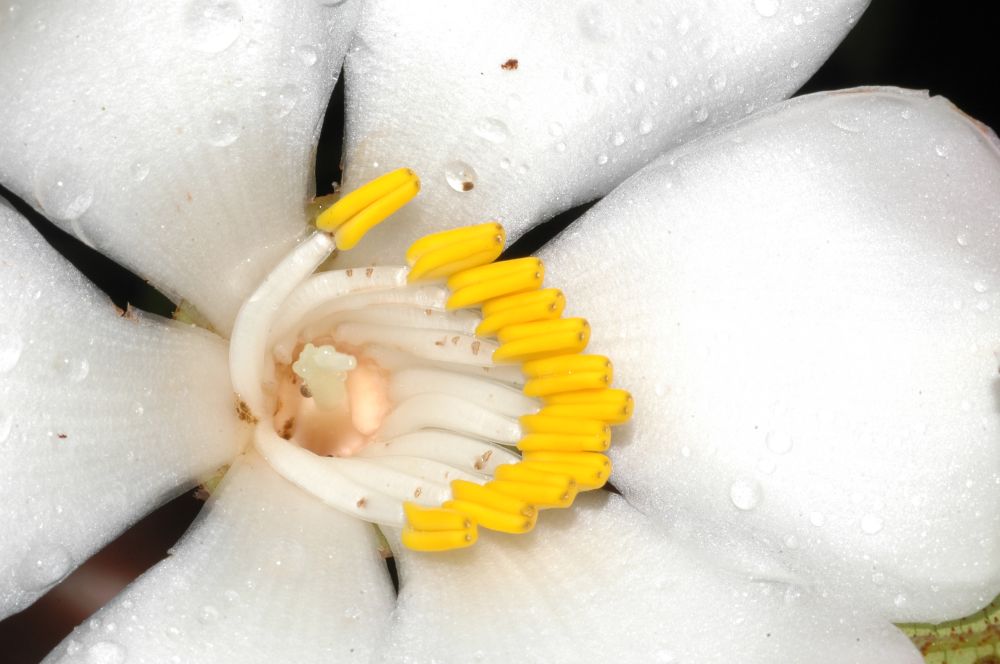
(377, 492, 920, 663)
(541, 88, 1000, 622)
(0, 204, 242, 619)
(0, 0, 362, 334)
(43, 453, 395, 663)
(338, 0, 868, 267)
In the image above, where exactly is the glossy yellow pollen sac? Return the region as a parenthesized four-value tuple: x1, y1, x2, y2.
(450, 480, 536, 516)
(488, 479, 577, 509)
(493, 318, 590, 363)
(477, 288, 566, 336)
(518, 432, 610, 453)
(403, 502, 473, 531)
(520, 456, 611, 491)
(521, 354, 611, 397)
(407, 222, 506, 282)
(401, 527, 478, 552)
(315, 168, 420, 250)
(541, 389, 634, 424)
(444, 499, 538, 534)
(494, 463, 577, 490)
(446, 258, 544, 309)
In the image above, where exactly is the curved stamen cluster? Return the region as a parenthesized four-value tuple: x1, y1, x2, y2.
(227, 169, 632, 554)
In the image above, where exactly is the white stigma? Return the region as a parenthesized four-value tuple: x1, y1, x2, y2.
(292, 343, 356, 410)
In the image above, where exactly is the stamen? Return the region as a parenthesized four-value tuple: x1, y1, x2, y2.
(401, 504, 478, 552)
(389, 368, 538, 418)
(377, 393, 521, 443)
(357, 431, 518, 475)
(315, 168, 420, 250)
(333, 323, 499, 367)
(446, 257, 544, 309)
(493, 318, 591, 362)
(542, 389, 635, 424)
(522, 354, 613, 397)
(446, 480, 537, 534)
(407, 222, 506, 282)
(476, 288, 566, 336)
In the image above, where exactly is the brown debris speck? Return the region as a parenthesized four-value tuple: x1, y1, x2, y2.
(461, 181, 474, 191)
(365, 267, 374, 278)
(501, 58, 519, 70)
(356, 497, 367, 508)
(279, 418, 295, 440)
(56, 433, 67, 439)
(424, 309, 433, 316)
(471, 340, 481, 356)
(451, 336, 460, 345)
(414, 487, 422, 498)
(235, 397, 259, 424)
(482, 450, 493, 462)
(346, 268, 354, 277)
(435, 336, 447, 347)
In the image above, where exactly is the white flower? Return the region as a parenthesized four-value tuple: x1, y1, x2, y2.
(1, 1, 998, 662)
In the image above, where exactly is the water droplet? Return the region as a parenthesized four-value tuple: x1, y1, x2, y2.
(296, 44, 318, 67)
(611, 131, 626, 147)
(860, 513, 883, 535)
(809, 511, 825, 527)
(829, 109, 862, 133)
(206, 111, 240, 146)
(199, 604, 220, 623)
(577, 2, 618, 42)
(709, 72, 727, 91)
(130, 161, 150, 182)
(583, 72, 608, 95)
(934, 143, 950, 158)
(17, 543, 73, 591)
(871, 571, 886, 586)
(754, 0, 780, 18)
(473, 117, 509, 144)
(632, 78, 646, 94)
(273, 84, 299, 118)
(648, 46, 667, 61)
(554, 142, 567, 153)
(789, 59, 800, 70)
(973, 280, 989, 293)
(957, 233, 970, 247)
(765, 430, 793, 455)
(638, 116, 654, 135)
(86, 641, 126, 664)
(344, 606, 362, 620)
(783, 534, 799, 549)
(667, 75, 679, 89)
(224, 589, 240, 603)
(900, 107, 914, 120)
(792, 13, 805, 25)
(185, 0, 242, 53)
(893, 593, 908, 608)
(675, 15, 691, 35)
(595, 153, 609, 165)
(729, 479, 762, 510)
(499, 157, 511, 170)
(54, 356, 89, 383)
(548, 122, 565, 138)
(692, 106, 709, 123)
(0, 327, 23, 373)
(444, 161, 477, 192)
(133, 402, 145, 416)
(33, 165, 94, 222)
(976, 299, 991, 313)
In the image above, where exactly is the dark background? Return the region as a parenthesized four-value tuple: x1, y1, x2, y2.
(1, 1, 996, 661)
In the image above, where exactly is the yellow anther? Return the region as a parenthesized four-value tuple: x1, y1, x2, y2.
(494, 463, 577, 490)
(520, 455, 612, 491)
(450, 479, 535, 516)
(493, 318, 590, 363)
(488, 479, 577, 509)
(541, 389, 634, 424)
(406, 222, 505, 283)
(444, 500, 537, 534)
(476, 288, 566, 336)
(401, 527, 478, 552)
(446, 258, 543, 309)
(521, 354, 612, 397)
(315, 168, 420, 250)
(521, 413, 610, 437)
(518, 432, 610, 453)
(403, 503, 474, 531)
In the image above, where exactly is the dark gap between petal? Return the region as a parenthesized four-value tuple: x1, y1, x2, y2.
(502, 200, 597, 260)
(0, 182, 175, 317)
(315, 70, 347, 197)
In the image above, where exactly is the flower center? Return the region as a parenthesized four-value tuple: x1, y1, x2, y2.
(228, 169, 632, 552)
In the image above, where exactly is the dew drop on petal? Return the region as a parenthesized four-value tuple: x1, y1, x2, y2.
(86, 641, 126, 664)
(185, 0, 241, 53)
(274, 84, 300, 119)
(709, 72, 727, 91)
(17, 543, 73, 591)
(638, 116, 654, 135)
(473, 117, 509, 144)
(765, 430, 793, 455)
(444, 161, 477, 192)
(296, 44, 318, 67)
(753, 0, 780, 18)
(0, 327, 23, 373)
(577, 2, 618, 42)
(809, 511, 825, 527)
(206, 111, 241, 147)
(730, 479, 762, 510)
(860, 513, 884, 535)
(596, 153, 609, 165)
(198, 604, 220, 623)
(54, 356, 89, 383)
(692, 106, 709, 123)
(34, 165, 94, 222)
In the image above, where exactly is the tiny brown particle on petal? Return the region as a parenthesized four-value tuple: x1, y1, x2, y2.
(501, 58, 519, 70)
(461, 181, 474, 191)
(471, 340, 481, 355)
(451, 336, 460, 345)
(346, 268, 353, 277)
(356, 497, 367, 508)
(235, 397, 259, 424)
(366, 267, 374, 278)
